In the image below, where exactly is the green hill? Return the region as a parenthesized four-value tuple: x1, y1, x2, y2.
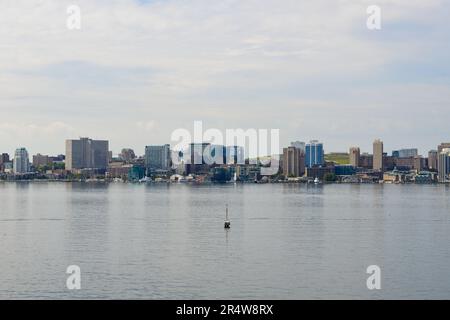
(325, 153, 349, 165)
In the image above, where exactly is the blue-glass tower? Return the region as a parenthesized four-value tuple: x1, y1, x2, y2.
(305, 140, 324, 168)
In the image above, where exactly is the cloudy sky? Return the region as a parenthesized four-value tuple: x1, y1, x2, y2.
(1, 0, 449, 157)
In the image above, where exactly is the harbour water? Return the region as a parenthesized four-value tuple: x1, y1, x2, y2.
(0, 182, 449, 299)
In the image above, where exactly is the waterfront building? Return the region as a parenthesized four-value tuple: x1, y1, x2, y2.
(129, 165, 146, 181)
(415, 171, 435, 184)
(359, 153, 373, 169)
(0, 153, 9, 165)
(305, 165, 335, 180)
(305, 140, 324, 168)
(290, 141, 306, 152)
(413, 156, 426, 172)
(65, 137, 109, 171)
(383, 171, 401, 183)
(398, 149, 418, 158)
(236, 165, 260, 181)
(107, 162, 133, 180)
(349, 147, 360, 167)
(211, 167, 232, 182)
(3, 162, 13, 174)
(438, 148, 450, 183)
(283, 146, 305, 177)
(188, 143, 210, 165)
(0, 153, 10, 172)
(438, 143, 450, 153)
(13, 148, 30, 174)
(373, 139, 384, 172)
(383, 156, 396, 171)
(335, 165, 356, 176)
(144, 144, 171, 173)
(32, 154, 51, 168)
(183, 143, 211, 175)
(225, 146, 245, 165)
(428, 150, 438, 171)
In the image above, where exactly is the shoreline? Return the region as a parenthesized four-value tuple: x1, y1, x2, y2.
(0, 179, 448, 185)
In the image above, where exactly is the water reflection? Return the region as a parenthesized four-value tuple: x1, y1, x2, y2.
(0, 182, 449, 299)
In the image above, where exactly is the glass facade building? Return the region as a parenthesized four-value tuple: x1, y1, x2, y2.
(145, 144, 171, 172)
(305, 140, 324, 168)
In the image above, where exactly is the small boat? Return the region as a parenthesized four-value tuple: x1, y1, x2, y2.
(224, 204, 231, 229)
(314, 177, 320, 184)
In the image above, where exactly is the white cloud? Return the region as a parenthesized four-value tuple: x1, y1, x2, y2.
(0, 0, 449, 155)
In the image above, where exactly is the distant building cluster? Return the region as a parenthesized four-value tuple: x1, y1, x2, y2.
(1, 137, 450, 184)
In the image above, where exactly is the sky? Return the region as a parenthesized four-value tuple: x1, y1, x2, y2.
(1, 0, 449, 157)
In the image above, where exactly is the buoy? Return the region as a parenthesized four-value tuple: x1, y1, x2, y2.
(224, 204, 230, 229)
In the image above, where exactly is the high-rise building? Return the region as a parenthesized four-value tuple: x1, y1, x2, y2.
(305, 140, 324, 168)
(349, 147, 360, 167)
(438, 149, 450, 183)
(183, 143, 211, 175)
(65, 137, 109, 171)
(13, 148, 30, 174)
(373, 139, 384, 172)
(144, 144, 171, 172)
(438, 143, 450, 153)
(225, 146, 245, 165)
(0, 153, 10, 172)
(359, 153, 373, 169)
(290, 141, 305, 152)
(187, 143, 210, 165)
(396, 148, 418, 158)
(428, 150, 438, 171)
(32, 154, 51, 168)
(413, 156, 426, 172)
(0, 153, 9, 165)
(283, 146, 305, 177)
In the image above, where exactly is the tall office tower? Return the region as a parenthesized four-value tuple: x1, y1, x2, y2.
(32, 154, 51, 168)
(373, 139, 384, 172)
(225, 145, 245, 165)
(184, 143, 211, 175)
(290, 141, 306, 152)
(305, 140, 324, 168)
(0, 153, 9, 165)
(65, 137, 109, 171)
(187, 143, 210, 165)
(438, 143, 450, 153)
(13, 148, 30, 174)
(0, 153, 10, 172)
(428, 150, 438, 171)
(438, 149, 450, 182)
(398, 148, 418, 158)
(349, 147, 360, 167)
(144, 144, 171, 172)
(283, 146, 305, 177)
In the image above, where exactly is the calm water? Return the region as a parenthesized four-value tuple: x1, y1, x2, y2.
(0, 182, 449, 299)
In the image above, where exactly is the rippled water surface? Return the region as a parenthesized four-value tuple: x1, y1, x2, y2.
(0, 182, 449, 299)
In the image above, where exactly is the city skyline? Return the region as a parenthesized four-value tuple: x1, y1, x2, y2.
(0, 135, 446, 159)
(1, 1, 450, 156)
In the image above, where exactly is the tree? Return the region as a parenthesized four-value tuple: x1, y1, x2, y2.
(324, 173, 336, 182)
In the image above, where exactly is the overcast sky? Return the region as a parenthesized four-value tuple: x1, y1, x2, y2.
(1, 0, 449, 157)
